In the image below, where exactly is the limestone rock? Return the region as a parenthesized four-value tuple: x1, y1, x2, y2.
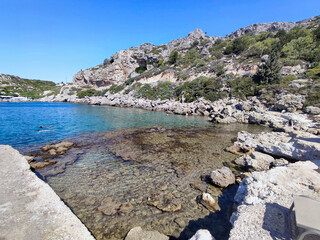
(235, 151, 275, 171)
(125, 226, 169, 240)
(303, 106, 320, 115)
(29, 160, 57, 170)
(210, 167, 235, 188)
(274, 94, 305, 112)
(229, 161, 320, 240)
(189, 229, 216, 240)
(201, 193, 219, 211)
(230, 131, 320, 161)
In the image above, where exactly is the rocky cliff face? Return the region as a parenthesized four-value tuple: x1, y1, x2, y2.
(226, 15, 320, 38)
(72, 15, 319, 91)
(72, 29, 219, 88)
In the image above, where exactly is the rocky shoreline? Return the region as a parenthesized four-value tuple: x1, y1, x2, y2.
(36, 91, 320, 239)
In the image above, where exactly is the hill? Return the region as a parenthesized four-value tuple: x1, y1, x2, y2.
(69, 15, 320, 107)
(0, 74, 61, 99)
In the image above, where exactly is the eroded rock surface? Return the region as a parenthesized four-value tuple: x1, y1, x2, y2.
(125, 226, 169, 240)
(210, 167, 235, 188)
(229, 161, 320, 240)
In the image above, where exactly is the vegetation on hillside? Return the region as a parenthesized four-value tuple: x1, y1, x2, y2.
(0, 75, 61, 99)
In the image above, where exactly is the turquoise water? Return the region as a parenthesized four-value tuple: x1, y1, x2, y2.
(0, 102, 211, 149)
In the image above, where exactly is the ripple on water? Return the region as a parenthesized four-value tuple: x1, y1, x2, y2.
(38, 124, 269, 240)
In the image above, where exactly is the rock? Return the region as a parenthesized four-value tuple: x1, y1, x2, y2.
(24, 155, 34, 163)
(274, 94, 305, 112)
(303, 106, 320, 115)
(260, 55, 269, 62)
(29, 160, 57, 170)
(189, 229, 216, 240)
(41, 141, 74, 157)
(147, 193, 182, 212)
(229, 161, 320, 240)
(210, 167, 235, 188)
(118, 202, 134, 214)
(125, 226, 169, 240)
(235, 151, 274, 171)
(201, 193, 219, 211)
(270, 158, 289, 168)
(230, 131, 320, 161)
(97, 197, 121, 216)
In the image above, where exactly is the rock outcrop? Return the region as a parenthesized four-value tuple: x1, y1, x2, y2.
(229, 161, 320, 240)
(230, 131, 320, 161)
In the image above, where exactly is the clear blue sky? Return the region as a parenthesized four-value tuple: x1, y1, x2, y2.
(0, 0, 319, 83)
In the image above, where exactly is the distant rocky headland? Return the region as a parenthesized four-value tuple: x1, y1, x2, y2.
(1, 15, 320, 240)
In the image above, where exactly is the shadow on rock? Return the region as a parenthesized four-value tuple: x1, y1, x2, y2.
(262, 203, 291, 240)
(174, 184, 238, 240)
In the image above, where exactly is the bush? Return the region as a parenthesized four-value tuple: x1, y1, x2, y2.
(168, 50, 179, 65)
(135, 65, 147, 73)
(109, 84, 125, 94)
(230, 77, 257, 99)
(77, 89, 102, 98)
(175, 76, 223, 102)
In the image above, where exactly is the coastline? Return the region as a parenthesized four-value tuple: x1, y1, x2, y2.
(3, 95, 320, 239)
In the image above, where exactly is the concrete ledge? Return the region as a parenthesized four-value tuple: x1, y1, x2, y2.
(0, 145, 95, 240)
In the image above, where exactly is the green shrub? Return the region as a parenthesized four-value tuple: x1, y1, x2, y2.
(135, 65, 147, 73)
(77, 88, 102, 98)
(109, 84, 125, 94)
(230, 77, 257, 99)
(175, 76, 223, 102)
(168, 50, 179, 65)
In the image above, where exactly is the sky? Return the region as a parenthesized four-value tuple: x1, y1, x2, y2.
(0, 0, 319, 83)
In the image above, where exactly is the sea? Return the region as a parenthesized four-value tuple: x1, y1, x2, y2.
(0, 102, 268, 240)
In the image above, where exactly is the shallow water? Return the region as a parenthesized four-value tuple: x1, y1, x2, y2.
(40, 124, 269, 240)
(0, 102, 211, 150)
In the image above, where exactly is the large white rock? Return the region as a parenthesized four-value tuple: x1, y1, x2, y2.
(229, 161, 320, 240)
(189, 229, 216, 240)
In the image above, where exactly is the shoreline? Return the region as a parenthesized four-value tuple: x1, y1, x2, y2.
(3, 95, 320, 239)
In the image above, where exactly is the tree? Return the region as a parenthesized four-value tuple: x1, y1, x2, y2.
(255, 49, 282, 85)
(168, 50, 179, 65)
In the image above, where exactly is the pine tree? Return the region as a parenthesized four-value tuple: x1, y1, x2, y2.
(255, 48, 282, 85)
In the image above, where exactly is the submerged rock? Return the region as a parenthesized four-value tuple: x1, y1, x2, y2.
(201, 193, 219, 211)
(41, 141, 74, 157)
(147, 193, 182, 212)
(97, 197, 121, 216)
(210, 167, 235, 188)
(125, 226, 169, 240)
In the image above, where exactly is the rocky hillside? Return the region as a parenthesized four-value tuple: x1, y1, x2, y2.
(0, 74, 61, 99)
(71, 15, 320, 107)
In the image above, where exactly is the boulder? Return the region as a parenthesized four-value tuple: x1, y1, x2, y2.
(210, 167, 235, 188)
(234, 151, 275, 171)
(229, 161, 320, 240)
(230, 131, 320, 161)
(41, 141, 74, 156)
(125, 226, 169, 240)
(303, 106, 320, 115)
(201, 193, 219, 211)
(274, 94, 305, 112)
(189, 229, 216, 240)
